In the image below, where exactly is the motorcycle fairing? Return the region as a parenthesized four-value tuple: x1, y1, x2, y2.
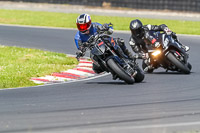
(91, 41, 106, 55)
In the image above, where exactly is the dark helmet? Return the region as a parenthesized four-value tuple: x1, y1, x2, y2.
(76, 13, 92, 34)
(129, 19, 144, 38)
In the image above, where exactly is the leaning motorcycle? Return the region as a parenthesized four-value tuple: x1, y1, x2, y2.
(142, 31, 192, 74)
(77, 27, 144, 84)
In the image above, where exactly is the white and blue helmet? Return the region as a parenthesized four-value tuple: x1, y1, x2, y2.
(76, 14, 92, 33)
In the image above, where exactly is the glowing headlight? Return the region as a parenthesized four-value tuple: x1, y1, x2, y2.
(152, 50, 161, 56)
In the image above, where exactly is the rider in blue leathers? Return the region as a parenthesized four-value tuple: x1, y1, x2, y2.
(75, 22, 113, 51)
(74, 13, 133, 74)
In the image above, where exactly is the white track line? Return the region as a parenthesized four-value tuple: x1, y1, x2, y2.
(115, 121, 200, 130)
(0, 23, 200, 37)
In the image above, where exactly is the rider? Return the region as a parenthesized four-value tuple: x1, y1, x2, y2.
(129, 19, 190, 59)
(129, 19, 190, 71)
(75, 13, 133, 74)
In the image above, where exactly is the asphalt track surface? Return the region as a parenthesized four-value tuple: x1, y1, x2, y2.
(0, 25, 200, 133)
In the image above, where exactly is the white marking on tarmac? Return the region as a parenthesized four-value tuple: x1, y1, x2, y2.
(77, 63, 93, 66)
(64, 69, 94, 76)
(76, 66, 93, 71)
(0, 24, 200, 37)
(118, 121, 200, 130)
(0, 73, 110, 91)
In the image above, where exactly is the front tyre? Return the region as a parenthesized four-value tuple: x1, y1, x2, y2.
(167, 52, 190, 74)
(107, 58, 135, 84)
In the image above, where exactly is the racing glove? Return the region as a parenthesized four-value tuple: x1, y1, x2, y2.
(171, 32, 177, 40)
(76, 50, 85, 61)
(103, 23, 109, 30)
(164, 27, 172, 35)
(76, 45, 87, 61)
(103, 23, 113, 35)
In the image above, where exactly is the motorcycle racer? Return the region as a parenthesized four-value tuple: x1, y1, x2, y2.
(128, 19, 190, 72)
(129, 19, 190, 59)
(74, 13, 134, 74)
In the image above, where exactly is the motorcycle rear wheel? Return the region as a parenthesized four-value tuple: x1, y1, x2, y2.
(134, 66, 145, 83)
(107, 58, 135, 84)
(187, 62, 192, 70)
(167, 52, 190, 74)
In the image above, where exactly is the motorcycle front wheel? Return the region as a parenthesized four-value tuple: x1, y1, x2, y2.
(107, 58, 135, 84)
(166, 52, 190, 74)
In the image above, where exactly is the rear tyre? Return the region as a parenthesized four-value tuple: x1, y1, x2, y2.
(107, 58, 135, 84)
(134, 66, 145, 83)
(166, 52, 190, 74)
(187, 62, 192, 70)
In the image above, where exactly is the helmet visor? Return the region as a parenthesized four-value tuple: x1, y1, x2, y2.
(131, 28, 143, 37)
(77, 21, 91, 32)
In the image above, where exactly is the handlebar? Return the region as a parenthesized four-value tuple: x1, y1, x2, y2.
(77, 22, 113, 59)
(86, 22, 113, 44)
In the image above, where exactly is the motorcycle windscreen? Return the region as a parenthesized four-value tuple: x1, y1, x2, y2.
(91, 41, 106, 55)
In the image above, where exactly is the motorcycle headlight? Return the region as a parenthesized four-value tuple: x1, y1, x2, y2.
(152, 50, 161, 56)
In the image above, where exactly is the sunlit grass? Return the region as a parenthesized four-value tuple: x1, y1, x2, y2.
(0, 9, 200, 35)
(0, 45, 78, 88)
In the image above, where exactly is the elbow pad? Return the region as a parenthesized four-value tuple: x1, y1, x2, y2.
(129, 41, 140, 53)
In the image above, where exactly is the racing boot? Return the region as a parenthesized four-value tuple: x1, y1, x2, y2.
(112, 74, 118, 80)
(117, 38, 135, 60)
(172, 32, 190, 52)
(177, 41, 190, 52)
(92, 63, 104, 74)
(176, 38, 190, 52)
(181, 45, 190, 52)
(123, 49, 135, 60)
(144, 65, 154, 73)
(142, 59, 154, 73)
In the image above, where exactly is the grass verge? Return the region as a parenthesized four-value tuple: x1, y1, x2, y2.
(0, 9, 200, 35)
(0, 45, 78, 89)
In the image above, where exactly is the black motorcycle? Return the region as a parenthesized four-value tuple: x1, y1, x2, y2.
(142, 31, 192, 74)
(76, 27, 144, 84)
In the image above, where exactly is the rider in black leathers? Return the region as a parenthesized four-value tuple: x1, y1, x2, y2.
(129, 19, 190, 59)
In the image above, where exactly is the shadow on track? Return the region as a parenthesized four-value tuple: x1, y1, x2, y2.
(86, 81, 146, 85)
(145, 71, 194, 75)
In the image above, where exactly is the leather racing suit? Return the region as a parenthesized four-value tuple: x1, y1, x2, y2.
(74, 22, 132, 74)
(129, 24, 187, 58)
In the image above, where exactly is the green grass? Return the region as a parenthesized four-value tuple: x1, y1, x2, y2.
(0, 45, 78, 88)
(0, 9, 200, 35)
